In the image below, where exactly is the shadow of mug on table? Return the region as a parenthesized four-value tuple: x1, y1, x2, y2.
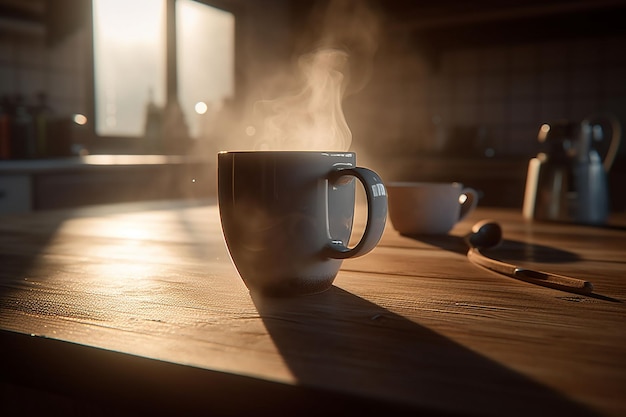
(386, 182, 478, 235)
(251, 286, 599, 416)
(217, 151, 387, 297)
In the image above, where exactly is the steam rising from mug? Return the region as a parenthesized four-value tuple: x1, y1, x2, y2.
(254, 48, 352, 151)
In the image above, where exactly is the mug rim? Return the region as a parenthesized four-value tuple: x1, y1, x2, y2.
(218, 150, 354, 156)
(386, 181, 462, 188)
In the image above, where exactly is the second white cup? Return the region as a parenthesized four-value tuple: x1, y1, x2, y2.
(387, 182, 478, 235)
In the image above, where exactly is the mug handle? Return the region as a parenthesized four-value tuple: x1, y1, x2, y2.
(459, 187, 478, 221)
(324, 167, 388, 259)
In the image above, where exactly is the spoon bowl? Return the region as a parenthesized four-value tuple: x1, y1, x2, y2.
(466, 219, 502, 250)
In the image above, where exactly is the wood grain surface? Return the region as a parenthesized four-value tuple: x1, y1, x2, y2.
(1, 199, 625, 416)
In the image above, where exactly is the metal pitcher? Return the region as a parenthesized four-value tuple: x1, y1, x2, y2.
(523, 115, 622, 225)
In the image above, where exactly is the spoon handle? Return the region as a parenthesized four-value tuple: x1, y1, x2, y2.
(467, 248, 594, 294)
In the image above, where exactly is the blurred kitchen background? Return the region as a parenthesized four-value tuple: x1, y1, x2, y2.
(1, 0, 625, 213)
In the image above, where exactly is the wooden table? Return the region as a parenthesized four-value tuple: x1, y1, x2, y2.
(1, 199, 625, 416)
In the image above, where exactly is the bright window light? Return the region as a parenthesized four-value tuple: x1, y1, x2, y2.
(92, 0, 234, 139)
(177, 0, 235, 138)
(93, 0, 166, 137)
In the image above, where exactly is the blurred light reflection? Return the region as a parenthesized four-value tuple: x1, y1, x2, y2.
(73, 114, 88, 125)
(195, 101, 208, 115)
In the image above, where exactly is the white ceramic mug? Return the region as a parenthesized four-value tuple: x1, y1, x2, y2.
(218, 151, 387, 297)
(386, 182, 478, 235)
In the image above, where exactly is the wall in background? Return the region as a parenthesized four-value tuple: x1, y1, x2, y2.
(348, 33, 626, 162)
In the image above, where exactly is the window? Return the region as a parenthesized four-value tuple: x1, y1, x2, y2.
(92, 0, 234, 148)
(177, 0, 235, 139)
(93, 0, 166, 137)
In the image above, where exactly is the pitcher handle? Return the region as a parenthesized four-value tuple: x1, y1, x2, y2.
(603, 114, 622, 172)
(585, 114, 622, 172)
